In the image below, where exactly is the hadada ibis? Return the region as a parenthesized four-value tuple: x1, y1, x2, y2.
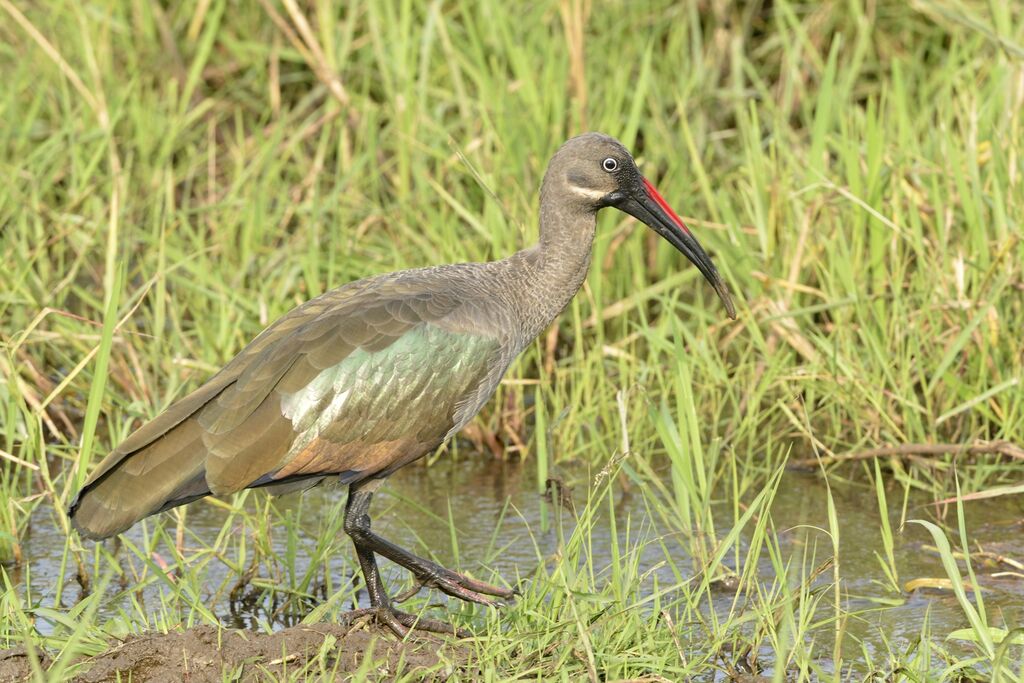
(68, 132, 736, 636)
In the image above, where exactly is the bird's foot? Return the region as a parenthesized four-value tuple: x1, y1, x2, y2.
(396, 563, 518, 607)
(341, 605, 471, 639)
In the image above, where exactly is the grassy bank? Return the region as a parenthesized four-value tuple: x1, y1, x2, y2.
(2, 0, 1023, 679)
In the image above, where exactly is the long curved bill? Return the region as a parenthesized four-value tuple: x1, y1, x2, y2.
(616, 178, 736, 319)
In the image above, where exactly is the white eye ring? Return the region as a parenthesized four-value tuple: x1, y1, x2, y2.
(602, 157, 618, 172)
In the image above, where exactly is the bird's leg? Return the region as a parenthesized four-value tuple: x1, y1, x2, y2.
(349, 531, 467, 637)
(343, 482, 472, 637)
(343, 481, 516, 620)
(357, 527, 518, 605)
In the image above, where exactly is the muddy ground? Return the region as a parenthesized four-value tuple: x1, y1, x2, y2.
(0, 624, 466, 682)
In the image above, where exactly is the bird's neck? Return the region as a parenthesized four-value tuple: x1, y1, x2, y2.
(510, 201, 597, 341)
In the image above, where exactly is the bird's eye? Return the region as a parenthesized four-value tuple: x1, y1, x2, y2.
(602, 157, 618, 172)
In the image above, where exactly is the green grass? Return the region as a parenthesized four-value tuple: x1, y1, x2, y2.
(2, 0, 1023, 679)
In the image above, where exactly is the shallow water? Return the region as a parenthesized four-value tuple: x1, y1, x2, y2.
(16, 455, 1024, 673)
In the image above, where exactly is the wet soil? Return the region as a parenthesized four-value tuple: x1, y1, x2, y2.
(0, 624, 464, 682)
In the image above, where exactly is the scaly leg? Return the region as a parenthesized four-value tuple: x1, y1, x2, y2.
(342, 480, 514, 637)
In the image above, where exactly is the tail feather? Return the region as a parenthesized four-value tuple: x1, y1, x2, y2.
(67, 368, 247, 540)
(68, 419, 211, 540)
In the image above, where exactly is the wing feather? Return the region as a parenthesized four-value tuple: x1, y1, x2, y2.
(72, 267, 514, 537)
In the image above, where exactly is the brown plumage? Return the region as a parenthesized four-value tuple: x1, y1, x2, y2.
(70, 277, 509, 538)
(69, 132, 736, 636)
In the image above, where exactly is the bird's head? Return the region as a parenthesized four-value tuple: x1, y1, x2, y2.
(546, 132, 736, 320)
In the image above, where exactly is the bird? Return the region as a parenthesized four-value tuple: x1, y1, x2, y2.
(68, 132, 736, 637)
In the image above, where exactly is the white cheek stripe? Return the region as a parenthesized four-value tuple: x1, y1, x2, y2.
(568, 184, 608, 200)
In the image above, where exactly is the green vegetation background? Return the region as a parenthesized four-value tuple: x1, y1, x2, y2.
(1, 0, 1022, 679)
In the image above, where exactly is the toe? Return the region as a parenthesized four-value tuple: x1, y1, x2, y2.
(393, 609, 470, 637)
(431, 566, 516, 600)
(376, 609, 411, 639)
(434, 579, 503, 607)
